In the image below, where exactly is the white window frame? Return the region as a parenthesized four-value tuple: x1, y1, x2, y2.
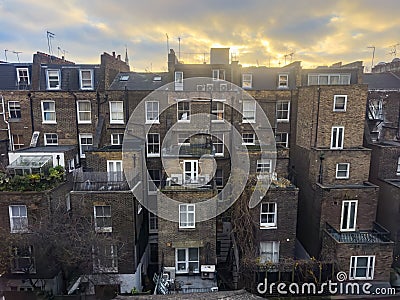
(175, 71, 183, 91)
(176, 248, 199, 274)
(242, 133, 255, 145)
(307, 73, 351, 85)
(77, 100, 91, 124)
(79, 133, 93, 158)
(177, 100, 190, 122)
(12, 134, 24, 150)
(336, 163, 350, 179)
(340, 200, 358, 232)
(276, 101, 290, 122)
(107, 160, 123, 182)
(93, 245, 118, 273)
(215, 169, 223, 187)
(331, 126, 344, 149)
(242, 100, 256, 123)
(260, 241, 280, 263)
(177, 133, 190, 145)
(16, 68, 30, 85)
(149, 212, 158, 233)
(46, 69, 61, 90)
(109, 101, 124, 124)
(211, 100, 225, 122)
(278, 74, 289, 89)
(148, 169, 161, 194)
(334, 95, 347, 112)
(260, 202, 277, 229)
(212, 69, 225, 81)
(111, 133, 124, 145)
(275, 132, 289, 147)
(9, 205, 28, 233)
(8, 101, 21, 119)
(183, 160, 198, 184)
(213, 133, 224, 156)
(242, 74, 252, 89)
(44, 133, 58, 146)
(147, 133, 160, 157)
(257, 159, 272, 179)
(79, 69, 94, 90)
(179, 204, 195, 229)
(145, 101, 159, 124)
(349, 256, 375, 280)
(94, 205, 112, 233)
(396, 157, 400, 176)
(41, 100, 56, 124)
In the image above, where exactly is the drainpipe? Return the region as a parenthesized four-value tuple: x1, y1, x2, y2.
(314, 87, 321, 148)
(69, 92, 80, 159)
(28, 92, 35, 134)
(1, 95, 12, 151)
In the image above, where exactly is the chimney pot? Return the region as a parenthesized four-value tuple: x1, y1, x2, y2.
(112, 51, 116, 57)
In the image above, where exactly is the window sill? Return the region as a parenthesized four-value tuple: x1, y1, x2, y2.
(260, 226, 277, 230)
(8, 118, 21, 122)
(177, 120, 190, 123)
(336, 177, 349, 180)
(277, 119, 290, 123)
(10, 229, 29, 234)
(211, 120, 225, 123)
(110, 121, 125, 125)
(242, 120, 256, 124)
(178, 227, 196, 230)
(95, 227, 112, 233)
(78, 121, 92, 124)
(147, 154, 160, 158)
(145, 121, 160, 125)
(42, 121, 57, 124)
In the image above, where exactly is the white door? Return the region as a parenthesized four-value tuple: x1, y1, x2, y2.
(107, 160, 123, 182)
(183, 160, 198, 183)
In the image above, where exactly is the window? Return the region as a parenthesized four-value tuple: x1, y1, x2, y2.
(107, 160, 123, 182)
(331, 126, 344, 149)
(242, 74, 252, 89)
(334, 95, 347, 112)
(175, 71, 183, 91)
(260, 241, 279, 263)
(93, 245, 118, 273)
(147, 133, 160, 157)
(176, 248, 199, 273)
(242, 133, 255, 145)
(215, 169, 223, 187)
(212, 69, 225, 80)
(149, 212, 158, 232)
(397, 157, 400, 176)
(79, 133, 93, 158)
(183, 160, 198, 183)
(179, 204, 195, 228)
(46, 69, 61, 90)
(211, 100, 224, 121)
(41, 100, 56, 123)
(94, 205, 112, 232)
(16, 68, 30, 86)
(145, 101, 159, 123)
(257, 159, 272, 175)
(336, 163, 350, 179)
(79, 69, 93, 90)
(349, 256, 374, 280)
(307, 74, 351, 85)
(10, 246, 35, 274)
(340, 200, 357, 231)
(275, 132, 289, 147)
(109, 101, 124, 124)
(276, 101, 290, 122)
(148, 169, 161, 193)
(119, 75, 129, 81)
(149, 243, 158, 264)
(76, 101, 91, 123)
(260, 203, 277, 228)
(8, 101, 21, 119)
(177, 101, 190, 122)
(242, 100, 256, 122)
(12, 134, 24, 150)
(9, 205, 28, 233)
(278, 74, 288, 88)
(44, 133, 58, 146)
(111, 133, 124, 145)
(213, 133, 224, 156)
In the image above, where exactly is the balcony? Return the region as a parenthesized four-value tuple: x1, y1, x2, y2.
(162, 144, 213, 158)
(325, 222, 392, 244)
(73, 171, 134, 191)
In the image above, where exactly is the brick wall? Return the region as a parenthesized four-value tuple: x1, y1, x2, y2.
(100, 52, 130, 90)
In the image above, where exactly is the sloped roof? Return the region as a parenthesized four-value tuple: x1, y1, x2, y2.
(363, 72, 400, 90)
(0, 62, 32, 90)
(108, 72, 171, 90)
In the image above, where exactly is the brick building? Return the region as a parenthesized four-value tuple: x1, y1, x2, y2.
(292, 62, 394, 282)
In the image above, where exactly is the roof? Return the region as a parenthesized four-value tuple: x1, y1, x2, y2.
(13, 145, 76, 153)
(363, 72, 400, 90)
(114, 289, 263, 299)
(0, 62, 32, 90)
(109, 72, 171, 90)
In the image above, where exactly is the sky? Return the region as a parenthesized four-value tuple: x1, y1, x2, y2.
(0, 0, 399, 72)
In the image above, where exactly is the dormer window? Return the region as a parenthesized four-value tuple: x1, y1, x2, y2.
(46, 69, 61, 90)
(80, 69, 94, 90)
(16, 68, 30, 86)
(278, 74, 288, 88)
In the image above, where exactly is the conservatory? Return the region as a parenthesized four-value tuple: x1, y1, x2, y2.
(7, 155, 53, 176)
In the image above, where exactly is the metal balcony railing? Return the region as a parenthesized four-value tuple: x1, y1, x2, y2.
(325, 222, 392, 244)
(73, 171, 130, 191)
